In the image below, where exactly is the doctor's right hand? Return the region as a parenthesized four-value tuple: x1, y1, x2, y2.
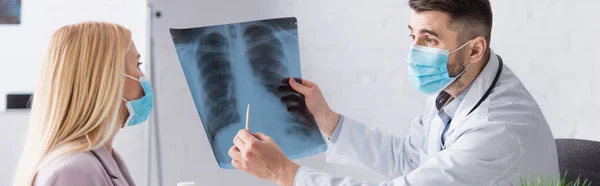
(278, 78, 341, 138)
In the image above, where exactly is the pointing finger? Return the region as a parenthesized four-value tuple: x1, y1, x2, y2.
(237, 129, 257, 144)
(233, 136, 246, 150)
(228, 145, 242, 161)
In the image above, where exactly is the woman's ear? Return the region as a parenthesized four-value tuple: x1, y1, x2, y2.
(469, 36, 487, 63)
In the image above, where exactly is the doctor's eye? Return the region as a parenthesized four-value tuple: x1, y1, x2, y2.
(137, 62, 143, 67)
(425, 37, 437, 45)
(409, 34, 415, 40)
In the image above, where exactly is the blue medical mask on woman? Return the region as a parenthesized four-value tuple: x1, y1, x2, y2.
(407, 40, 472, 95)
(122, 74, 154, 127)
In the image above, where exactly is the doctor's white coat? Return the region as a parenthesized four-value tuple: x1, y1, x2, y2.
(293, 50, 559, 186)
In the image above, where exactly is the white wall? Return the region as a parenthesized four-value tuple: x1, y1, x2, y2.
(148, 0, 600, 185)
(0, 111, 29, 185)
(492, 1, 600, 140)
(0, 0, 149, 185)
(0, 0, 149, 112)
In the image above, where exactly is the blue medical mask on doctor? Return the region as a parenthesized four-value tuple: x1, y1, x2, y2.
(122, 74, 154, 127)
(407, 40, 472, 95)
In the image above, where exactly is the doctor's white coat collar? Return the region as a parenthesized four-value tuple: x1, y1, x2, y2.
(442, 49, 501, 138)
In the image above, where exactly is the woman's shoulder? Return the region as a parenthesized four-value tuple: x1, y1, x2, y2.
(34, 150, 110, 185)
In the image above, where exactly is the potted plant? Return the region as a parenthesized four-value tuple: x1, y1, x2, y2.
(520, 173, 591, 186)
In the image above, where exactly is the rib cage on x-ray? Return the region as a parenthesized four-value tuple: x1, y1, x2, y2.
(242, 24, 319, 137)
(197, 32, 239, 141)
(244, 25, 287, 94)
(171, 17, 327, 168)
(193, 23, 317, 141)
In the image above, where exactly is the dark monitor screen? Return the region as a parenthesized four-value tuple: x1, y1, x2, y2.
(6, 94, 32, 109)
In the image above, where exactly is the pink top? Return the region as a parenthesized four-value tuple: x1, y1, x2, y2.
(34, 147, 135, 186)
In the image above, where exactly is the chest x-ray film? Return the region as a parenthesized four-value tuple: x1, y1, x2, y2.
(170, 17, 327, 169)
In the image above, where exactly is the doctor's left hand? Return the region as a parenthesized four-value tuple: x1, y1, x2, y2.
(229, 129, 299, 186)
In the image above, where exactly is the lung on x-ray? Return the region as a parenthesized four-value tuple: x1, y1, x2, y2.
(170, 17, 327, 169)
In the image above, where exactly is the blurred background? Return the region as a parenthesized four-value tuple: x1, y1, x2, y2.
(0, 0, 598, 185)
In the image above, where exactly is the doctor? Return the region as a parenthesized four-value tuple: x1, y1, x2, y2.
(229, 0, 559, 185)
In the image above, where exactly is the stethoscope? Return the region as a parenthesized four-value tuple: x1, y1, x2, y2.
(90, 150, 118, 185)
(436, 54, 504, 115)
(438, 54, 504, 150)
(467, 54, 504, 115)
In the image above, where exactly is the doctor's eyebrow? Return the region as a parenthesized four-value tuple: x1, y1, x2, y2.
(408, 25, 439, 38)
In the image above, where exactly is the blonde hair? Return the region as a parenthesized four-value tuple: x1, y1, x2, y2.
(12, 21, 132, 186)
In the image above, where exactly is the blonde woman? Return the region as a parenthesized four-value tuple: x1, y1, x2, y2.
(12, 21, 153, 186)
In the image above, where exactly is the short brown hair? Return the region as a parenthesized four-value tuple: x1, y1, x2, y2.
(409, 0, 493, 49)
